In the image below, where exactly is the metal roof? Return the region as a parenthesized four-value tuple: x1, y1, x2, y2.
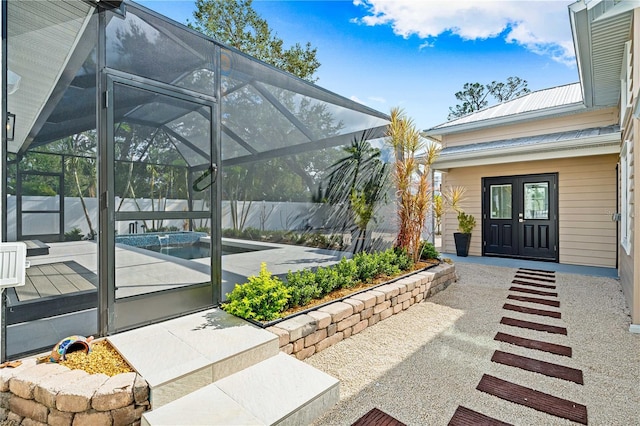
(427, 0, 635, 137)
(425, 83, 584, 134)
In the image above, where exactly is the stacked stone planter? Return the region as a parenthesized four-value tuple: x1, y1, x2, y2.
(0, 358, 149, 426)
(268, 263, 456, 360)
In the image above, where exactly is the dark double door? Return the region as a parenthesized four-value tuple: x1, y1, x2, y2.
(482, 173, 558, 262)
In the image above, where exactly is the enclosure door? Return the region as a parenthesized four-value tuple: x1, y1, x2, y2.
(483, 173, 558, 261)
(17, 171, 64, 242)
(105, 75, 218, 333)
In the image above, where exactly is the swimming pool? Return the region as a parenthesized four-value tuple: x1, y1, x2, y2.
(115, 232, 272, 260)
(146, 242, 256, 259)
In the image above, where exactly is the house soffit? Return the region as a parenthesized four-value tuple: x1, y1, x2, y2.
(571, 0, 634, 108)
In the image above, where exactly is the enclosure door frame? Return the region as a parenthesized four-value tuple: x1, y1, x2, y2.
(100, 70, 220, 335)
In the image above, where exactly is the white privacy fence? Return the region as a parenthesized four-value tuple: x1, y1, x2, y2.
(5, 196, 418, 240)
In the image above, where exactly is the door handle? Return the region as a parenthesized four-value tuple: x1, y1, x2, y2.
(519, 218, 525, 223)
(192, 163, 218, 192)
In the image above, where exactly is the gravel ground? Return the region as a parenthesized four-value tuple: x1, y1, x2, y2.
(306, 263, 640, 425)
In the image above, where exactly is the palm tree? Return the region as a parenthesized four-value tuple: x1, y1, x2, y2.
(323, 131, 389, 253)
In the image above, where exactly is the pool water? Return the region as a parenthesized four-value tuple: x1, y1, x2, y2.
(147, 243, 254, 259)
(153, 244, 212, 259)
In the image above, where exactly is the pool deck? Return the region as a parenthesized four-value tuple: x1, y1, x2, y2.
(5, 238, 350, 358)
(5, 239, 617, 358)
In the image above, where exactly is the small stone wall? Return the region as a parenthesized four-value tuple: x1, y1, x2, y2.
(0, 359, 149, 426)
(268, 263, 456, 360)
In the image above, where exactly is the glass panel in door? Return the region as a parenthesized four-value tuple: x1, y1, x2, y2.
(490, 184, 512, 219)
(109, 78, 216, 332)
(523, 183, 549, 220)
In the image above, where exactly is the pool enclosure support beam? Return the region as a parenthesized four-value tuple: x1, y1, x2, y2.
(222, 125, 389, 166)
(97, 8, 112, 337)
(1, 0, 8, 362)
(212, 43, 222, 306)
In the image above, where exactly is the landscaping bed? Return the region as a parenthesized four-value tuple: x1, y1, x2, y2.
(0, 341, 149, 425)
(267, 262, 456, 360)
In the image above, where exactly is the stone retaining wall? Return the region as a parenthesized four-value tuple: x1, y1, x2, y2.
(268, 263, 456, 360)
(0, 359, 149, 426)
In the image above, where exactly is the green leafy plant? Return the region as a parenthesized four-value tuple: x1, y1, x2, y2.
(226, 248, 420, 319)
(285, 269, 321, 308)
(419, 241, 440, 260)
(457, 211, 476, 234)
(373, 250, 401, 276)
(393, 248, 414, 271)
(314, 266, 342, 294)
(353, 251, 378, 283)
(224, 263, 290, 321)
(64, 227, 84, 241)
(333, 257, 358, 288)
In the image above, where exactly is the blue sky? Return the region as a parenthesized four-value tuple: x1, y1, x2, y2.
(137, 0, 578, 129)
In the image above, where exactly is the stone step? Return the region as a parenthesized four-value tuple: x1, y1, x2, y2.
(108, 308, 279, 408)
(142, 352, 339, 426)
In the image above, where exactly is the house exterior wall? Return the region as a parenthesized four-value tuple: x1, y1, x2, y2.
(440, 154, 618, 268)
(440, 107, 619, 148)
(619, 9, 640, 326)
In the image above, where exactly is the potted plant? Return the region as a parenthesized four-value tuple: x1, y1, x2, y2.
(454, 211, 476, 257)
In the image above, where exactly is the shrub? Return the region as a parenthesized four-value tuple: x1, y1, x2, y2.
(226, 248, 418, 321)
(457, 211, 476, 234)
(353, 251, 378, 283)
(419, 241, 440, 260)
(393, 248, 413, 271)
(224, 263, 290, 321)
(314, 266, 342, 293)
(64, 228, 83, 241)
(285, 269, 320, 308)
(333, 257, 357, 288)
(373, 250, 401, 276)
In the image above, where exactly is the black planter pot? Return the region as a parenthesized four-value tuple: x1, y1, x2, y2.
(453, 232, 471, 257)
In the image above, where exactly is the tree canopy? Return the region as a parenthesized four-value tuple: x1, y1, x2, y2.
(448, 76, 530, 120)
(189, 0, 320, 82)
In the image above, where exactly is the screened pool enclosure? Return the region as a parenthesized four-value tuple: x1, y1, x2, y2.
(1, 0, 391, 359)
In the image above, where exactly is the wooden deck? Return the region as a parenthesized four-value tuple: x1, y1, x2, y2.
(24, 240, 49, 257)
(6, 261, 97, 325)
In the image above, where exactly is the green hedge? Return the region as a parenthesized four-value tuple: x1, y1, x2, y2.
(223, 248, 416, 321)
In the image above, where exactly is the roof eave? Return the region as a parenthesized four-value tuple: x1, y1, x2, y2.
(569, 1, 593, 108)
(432, 130, 620, 170)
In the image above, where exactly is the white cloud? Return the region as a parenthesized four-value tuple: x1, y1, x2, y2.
(352, 0, 575, 66)
(368, 96, 387, 103)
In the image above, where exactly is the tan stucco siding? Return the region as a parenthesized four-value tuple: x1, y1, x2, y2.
(440, 155, 618, 268)
(441, 107, 619, 148)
